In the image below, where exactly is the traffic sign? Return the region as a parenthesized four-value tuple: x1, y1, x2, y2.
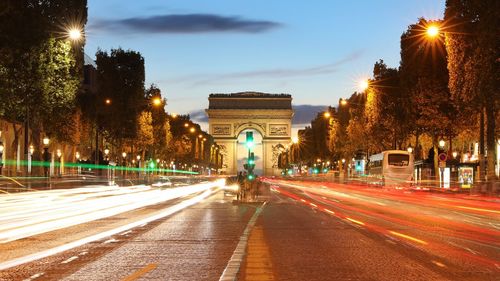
(438, 153, 447, 162)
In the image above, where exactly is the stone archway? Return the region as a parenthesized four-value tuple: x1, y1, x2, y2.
(206, 92, 293, 176)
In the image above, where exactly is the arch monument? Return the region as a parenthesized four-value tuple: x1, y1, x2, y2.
(206, 92, 293, 176)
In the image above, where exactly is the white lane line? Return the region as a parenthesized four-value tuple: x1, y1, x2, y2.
(219, 202, 267, 281)
(61, 256, 78, 264)
(22, 272, 44, 281)
(0, 188, 217, 271)
(120, 230, 133, 236)
(103, 238, 119, 244)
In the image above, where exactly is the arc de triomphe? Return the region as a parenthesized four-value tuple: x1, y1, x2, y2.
(206, 92, 293, 176)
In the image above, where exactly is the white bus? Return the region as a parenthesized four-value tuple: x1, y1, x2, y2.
(367, 150, 414, 186)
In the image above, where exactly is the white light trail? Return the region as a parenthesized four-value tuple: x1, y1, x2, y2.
(0, 180, 225, 243)
(0, 185, 218, 270)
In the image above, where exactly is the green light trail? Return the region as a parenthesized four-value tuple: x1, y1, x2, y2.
(0, 159, 198, 175)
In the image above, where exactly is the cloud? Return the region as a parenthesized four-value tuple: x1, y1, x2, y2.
(188, 104, 328, 127)
(163, 50, 364, 86)
(91, 14, 281, 34)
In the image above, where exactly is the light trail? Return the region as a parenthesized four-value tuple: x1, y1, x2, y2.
(388, 231, 428, 245)
(455, 206, 500, 214)
(269, 180, 500, 270)
(346, 217, 365, 226)
(0, 185, 218, 270)
(0, 180, 225, 243)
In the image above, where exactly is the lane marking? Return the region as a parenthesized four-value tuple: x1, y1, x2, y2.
(324, 209, 335, 215)
(431, 260, 446, 268)
(0, 189, 216, 271)
(219, 202, 267, 281)
(103, 238, 119, 244)
(22, 272, 44, 281)
(346, 217, 365, 226)
(389, 231, 427, 245)
(122, 263, 157, 281)
(61, 256, 78, 264)
(310, 203, 318, 208)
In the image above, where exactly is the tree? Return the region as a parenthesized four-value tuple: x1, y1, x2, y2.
(0, 1, 87, 167)
(400, 18, 458, 174)
(95, 48, 145, 144)
(445, 0, 499, 181)
(136, 111, 154, 159)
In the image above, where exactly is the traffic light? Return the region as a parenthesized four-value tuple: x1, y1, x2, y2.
(246, 131, 254, 148)
(248, 152, 255, 167)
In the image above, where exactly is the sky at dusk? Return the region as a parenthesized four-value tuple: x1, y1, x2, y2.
(84, 0, 445, 130)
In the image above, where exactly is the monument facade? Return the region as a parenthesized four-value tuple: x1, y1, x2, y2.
(206, 92, 293, 176)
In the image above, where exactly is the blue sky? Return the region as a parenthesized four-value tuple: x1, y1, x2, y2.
(85, 0, 445, 128)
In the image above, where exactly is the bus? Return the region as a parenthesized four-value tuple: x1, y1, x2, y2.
(367, 150, 414, 186)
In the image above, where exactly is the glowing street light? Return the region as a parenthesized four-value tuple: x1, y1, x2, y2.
(324, 112, 331, 118)
(105, 98, 111, 105)
(439, 139, 445, 148)
(29, 145, 35, 155)
(291, 136, 299, 144)
(358, 79, 369, 91)
(75, 152, 80, 160)
(426, 25, 440, 38)
(340, 99, 348, 106)
(407, 146, 413, 153)
(122, 152, 127, 159)
(190, 127, 196, 133)
(43, 137, 50, 146)
(68, 28, 82, 41)
(152, 97, 162, 106)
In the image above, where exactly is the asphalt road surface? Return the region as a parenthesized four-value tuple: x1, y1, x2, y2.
(0, 178, 498, 281)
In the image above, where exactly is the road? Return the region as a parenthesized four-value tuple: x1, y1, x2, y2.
(241, 178, 499, 281)
(0, 178, 498, 280)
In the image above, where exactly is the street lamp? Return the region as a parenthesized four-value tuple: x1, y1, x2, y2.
(152, 97, 162, 106)
(0, 141, 4, 174)
(323, 112, 331, 118)
(358, 79, 369, 91)
(68, 28, 82, 41)
(184, 123, 189, 127)
(56, 149, 62, 177)
(439, 139, 445, 148)
(407, 146, 413, 153)
(291, 136, 299, 144)
(42, 137, 50, 177)
(75, 151, 81, 175)
(426, 25, 440, 38)
(190, 127, 196, 133)
(122, 152, 127, 159)
(104, 147, 110, 159)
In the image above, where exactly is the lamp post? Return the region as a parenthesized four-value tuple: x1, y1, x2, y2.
(28, 145, 34, 175)
(56, 149, 62, 177)
(136, 155, 141, 177)
(0, 141, 4, 175)
(76, 151, 81, 175)
(42, 137, 50, 177)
